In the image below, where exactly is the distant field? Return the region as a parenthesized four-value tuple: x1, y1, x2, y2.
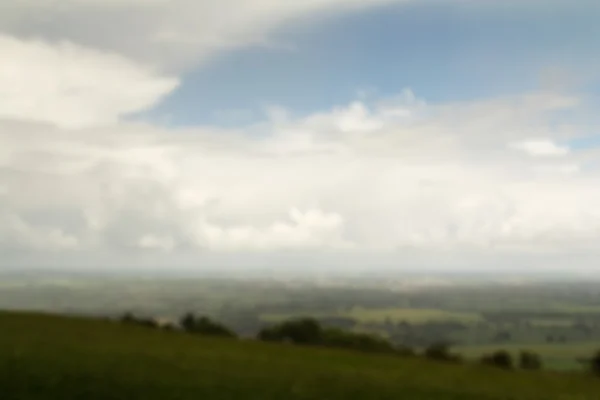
(260, 306, 600, 371)
(529, 318, 574, 327)
(456, 341, 600, 371)
(552, 305, 600, 314)
(343, 307, 481, 324)
(2, 311, 600, 400)
(262, 307, 481, 324)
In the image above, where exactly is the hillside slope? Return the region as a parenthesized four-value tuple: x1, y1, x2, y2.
(0, 312, 599, 400)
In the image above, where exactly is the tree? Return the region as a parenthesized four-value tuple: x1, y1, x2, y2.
(480, 350, 513, 370)
(423, 342, 461, 363)
(179, 313, 237, 338)
(180, 312, 197, 332)
(257, 318, 323, 345)
(196, 316, 237, 337)
(282, 318, 323, 344)
(258, 318, 413, 356)
(518, 350, 542, 370)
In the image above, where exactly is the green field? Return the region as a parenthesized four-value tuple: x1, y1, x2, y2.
(262, 307, 481, 324)
(529, 319, 573, 327)
(344, 307, 481, 324)
(457, 341, 600, 371)
(1, 312, 600, 400)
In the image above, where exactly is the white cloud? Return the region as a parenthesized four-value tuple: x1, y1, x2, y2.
(2, 89, 600, 271)
(510, 139, 570, 157)
(0, 0, 412, 71)
(0, 35, 178, 129)
(0, 0, 414, 130)
(1, 0, 600, 272)
(199, 208, 350, 252)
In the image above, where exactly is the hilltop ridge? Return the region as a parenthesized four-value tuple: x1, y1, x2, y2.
(1, 311, 600, 400)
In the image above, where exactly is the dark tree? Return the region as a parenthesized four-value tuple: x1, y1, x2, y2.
(258, 318, 413, 356)
(179, 313, 237, 338)
(196, 316, 237, 337)
(322, 328, 399, 354)
(480, 350, 513, 370)
(257, 318, 323, 345)
(518, 350, 543, 370)
(180, 312, 197, 332)
(423, 342, 461, 363)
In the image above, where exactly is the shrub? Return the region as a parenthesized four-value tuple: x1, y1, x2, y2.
(257, 318, 323, 345)
(423, 342, 461, 363)
(519, 350, 542, 370)
(257, 318, 413, 356)
(179, 313, 237, 338)
(180, 312, 197, 332)
(480, 350, 513, 370)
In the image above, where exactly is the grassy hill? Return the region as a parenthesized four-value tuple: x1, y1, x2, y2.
(1, 312, 600, 400)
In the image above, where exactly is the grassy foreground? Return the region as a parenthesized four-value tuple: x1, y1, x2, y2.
(1, 312, 600, 400)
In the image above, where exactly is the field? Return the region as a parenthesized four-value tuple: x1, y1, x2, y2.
(260, 302, 600, 370)
(457, 341, 600, 371)
(3, 273, 600, 372)
(2, 311, 600, 400)
(263, 307, 481, 324)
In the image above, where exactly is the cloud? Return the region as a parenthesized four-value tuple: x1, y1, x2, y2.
(2, 0, 600, 272)
(0, 0, 413, 131)
(509, 139, 570, 157)
(0, 0, 412, 72)
(2, 88, 600, 271)
(0, 35, 178, 129)
(200, 208, 350, 252)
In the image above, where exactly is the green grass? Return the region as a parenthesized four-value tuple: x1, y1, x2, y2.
(344, 307, 481, 324)
(262, 307, 481, 325)
(457, 341, 600, 371)
(529, 319, 574, 327)
(552, 305, 600, 314)
(1, 311, 600, 400)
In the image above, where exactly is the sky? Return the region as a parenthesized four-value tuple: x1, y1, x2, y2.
(1, 0, 600, 274)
